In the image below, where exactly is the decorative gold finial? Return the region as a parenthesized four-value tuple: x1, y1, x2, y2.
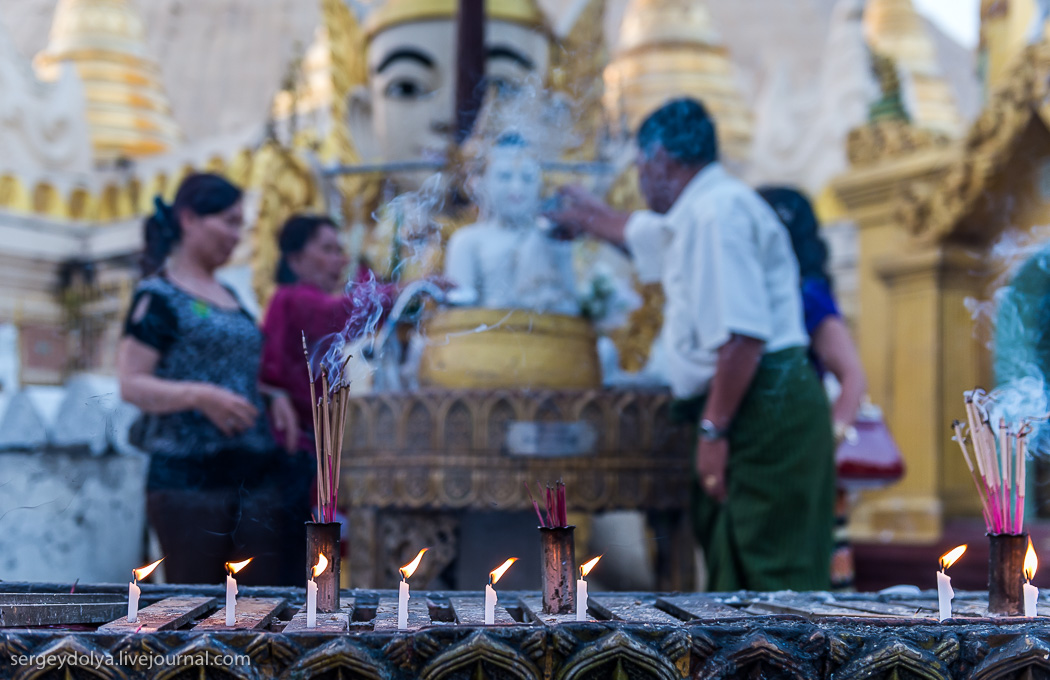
(36, 0, 181, 161)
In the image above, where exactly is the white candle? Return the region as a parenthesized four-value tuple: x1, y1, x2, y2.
(936, 570, 954, 621)
(128, 580, 140, 623)
(398, 579, 410, 629)
(1025, 581, 1039, 617)
(576, 578, 588, 621)
(307, 579, 318, 628)
(484, 583, 496, 625)
(226, 574, 238, 627)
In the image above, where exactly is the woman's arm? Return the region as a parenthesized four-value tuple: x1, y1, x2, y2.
(811, 316, 868, 428)
(117, 336, 258, 436)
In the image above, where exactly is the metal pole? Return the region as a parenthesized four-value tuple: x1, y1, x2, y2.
(455, 0, 486, 144)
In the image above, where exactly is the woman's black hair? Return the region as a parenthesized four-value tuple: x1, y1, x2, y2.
(275, 215, 337, 284)
(141, 173, 243, 277)
(757, 186, 830, 284)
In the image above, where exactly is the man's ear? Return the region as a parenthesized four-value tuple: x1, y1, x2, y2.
(347, 85, 378, 161)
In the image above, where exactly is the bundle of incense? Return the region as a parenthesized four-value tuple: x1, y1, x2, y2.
(304, 332, 350, 523)
(527, 481, 569, 528)
(953, 389, 1028, 535)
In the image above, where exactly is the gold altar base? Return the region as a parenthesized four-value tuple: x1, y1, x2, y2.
(418, 308, 601, 390)
(341, 388, 694, 591)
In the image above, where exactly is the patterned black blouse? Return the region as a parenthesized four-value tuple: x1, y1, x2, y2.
(123, 276, 276, 457)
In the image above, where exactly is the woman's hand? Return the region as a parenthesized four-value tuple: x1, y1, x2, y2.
(191, 383, 259, 437)
(269, 392, 301, 453)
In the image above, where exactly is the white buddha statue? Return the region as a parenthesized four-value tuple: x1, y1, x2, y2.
(444, 132, 578, 315)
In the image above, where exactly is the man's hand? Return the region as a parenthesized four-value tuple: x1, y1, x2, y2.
(696, 437, 729, 503)
(545, 185, 631, 246)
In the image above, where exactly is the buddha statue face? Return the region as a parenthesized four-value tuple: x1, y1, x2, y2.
(349, 8, 550, 190)
(480, 137, 542, 224)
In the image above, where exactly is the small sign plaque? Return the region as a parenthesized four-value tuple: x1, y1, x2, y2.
(506, 422, 597, 457)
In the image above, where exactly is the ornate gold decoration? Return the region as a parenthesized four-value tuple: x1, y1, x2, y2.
(548, 0, 607, 163)
(249, 142, 324, 307)
(895, 43, 1050, 240)
(418, 308, 602, 390)
(364, 0, 545, 39)
(846, 119, 950, 168)
(609, 282, 664, 372)
(36, 0, 181, 161)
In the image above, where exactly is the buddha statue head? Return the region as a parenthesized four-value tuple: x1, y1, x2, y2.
(348, 0, 551, 189)
(477, 131, 542, 226)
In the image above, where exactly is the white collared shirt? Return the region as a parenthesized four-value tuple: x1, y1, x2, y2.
(624, 163, 808, 398)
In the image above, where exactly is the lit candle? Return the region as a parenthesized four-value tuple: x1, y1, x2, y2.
(1025, 538, 1039, 618)
(225, 558, 253, 627)
(307, 553, 328, 628)
(485, 558, 518, 625)
(398, 548, 428, 630)
(577, 555, 602, 622)
(128, 558, 163, 623)
(937, 545, 966, 622)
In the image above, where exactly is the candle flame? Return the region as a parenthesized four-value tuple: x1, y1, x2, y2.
(226, 558, 253, 575)
(312, 553, 329, 578)
(400, 548, 428, 581)
(939, 544, 967, 570)
(580, 555, 602, 579)
(133, 558, 164, 582)
(489, 557, 518, 585)
(1026, 538, 1039, 582)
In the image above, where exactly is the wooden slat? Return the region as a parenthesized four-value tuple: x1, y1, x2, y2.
(0, 593, 120, 604)
(99, 597, 215, 633)
(283, 597, 353, 633)
(373, 596, 429, 631)
(824, 599, 929, 619)
(519, 594, 584, 625)
(450, 596, 516, 625)
(743, 598, 896, 619)
(193, 598, 285, 631)
(656, 595, 749, 620)
(895, 598, 987, 617)
(588, 596, 684, 625)
(0, 601, 127, 627)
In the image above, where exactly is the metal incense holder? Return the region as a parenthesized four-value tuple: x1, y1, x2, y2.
(540, 526, 577, 614)
(306, 522, 341, 613)
(988, 533, 1027, 616)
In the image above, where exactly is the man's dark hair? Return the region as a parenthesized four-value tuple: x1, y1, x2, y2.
(637, 98, 718, 166)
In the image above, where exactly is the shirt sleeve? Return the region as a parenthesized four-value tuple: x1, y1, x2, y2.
(692, 197, 774, 352)
(624, 211, 667, 284)
(123, 288, 178, 354)
(801, 277, 841, 337)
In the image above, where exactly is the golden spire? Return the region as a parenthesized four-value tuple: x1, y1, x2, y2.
(36, 0, 181, 162)
(364, 0, 545, 39)
(864, 0, 962, 135)
(603, 0, 752, 164)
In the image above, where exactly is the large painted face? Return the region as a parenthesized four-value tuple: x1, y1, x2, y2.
(351, 18, 550, 190)
(481, 143, 542, 224)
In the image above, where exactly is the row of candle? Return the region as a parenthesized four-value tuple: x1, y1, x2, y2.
(937, 540, 1040, 620)
(398, 549, 602, 628)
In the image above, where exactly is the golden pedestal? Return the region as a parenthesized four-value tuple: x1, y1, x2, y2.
(418, 308, 601, 390)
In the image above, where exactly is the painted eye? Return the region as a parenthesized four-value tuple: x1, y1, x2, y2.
(385, 79, 428, 100)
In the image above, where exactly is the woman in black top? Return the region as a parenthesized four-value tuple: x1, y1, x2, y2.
(118, 173, 306, 585)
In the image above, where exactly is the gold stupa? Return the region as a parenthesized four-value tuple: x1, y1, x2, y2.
(602, 0, 752, 164)
(35, 0, 181, 162)
(364, 0, 545, 38)
(864, 0, 962, 136)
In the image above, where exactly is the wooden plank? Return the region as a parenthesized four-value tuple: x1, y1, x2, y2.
(373, 596, 429, 632)
(824, 599, 929, 619)
(283, 597, 353, 633)
(98, 597, 216, 633)
(193, 598, 285, 631)
(450, 596, 516, 625)
(743, 598, 896, 619)
(588, 596, 684, 625)
(0, 593, 121, 604)
(656, 595, 749, 620)
(519, 594, 584, 625)
(895, 598, 987, 617)
(0, 601, 127, 627)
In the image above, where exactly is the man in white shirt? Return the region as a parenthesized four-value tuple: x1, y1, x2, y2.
(550, 98, 834, 591)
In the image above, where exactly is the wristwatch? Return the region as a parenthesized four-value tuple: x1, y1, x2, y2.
(698, 419, 729, 442)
